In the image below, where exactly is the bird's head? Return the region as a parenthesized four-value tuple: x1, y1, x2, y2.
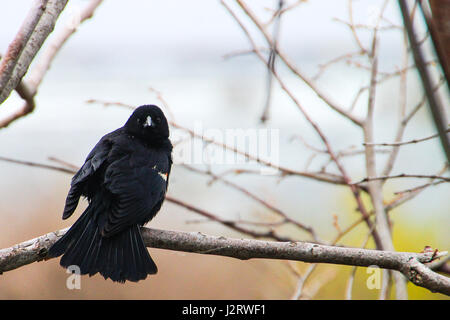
(124, 105, 170, 145)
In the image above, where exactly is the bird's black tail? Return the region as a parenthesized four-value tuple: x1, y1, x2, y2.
(48, 206, 157, 283)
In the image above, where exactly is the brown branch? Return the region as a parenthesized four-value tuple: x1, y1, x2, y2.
(312, 50, 364, 81)
(393, 180, 445, 196)
(353, 173, 450, 185)
(166, 195, 294, 242)
(385, 163, 449, 212)
(27, 0, 104, 91)
(376, 74, 445, 180)
(421, 0, 450, 90)
(0, 156, 77, 174)
(0, 0, 104, 129)
(180, 164, 320, 241)
(347, 0, 368, 53)
(0, 0, 68, 105)
(264, 0, 304, 26)
(0, 0, 49, 102)
(364, 128, 450, 147)
(361, 0, 408, 299)
(231, 0, 364, 127)
(399, 0, 450, 166)
(260, 0, 284, 123)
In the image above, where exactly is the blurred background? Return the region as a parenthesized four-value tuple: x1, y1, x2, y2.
(0, 0, 448, 299)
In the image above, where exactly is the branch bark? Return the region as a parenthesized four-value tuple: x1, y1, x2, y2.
(0, 0, 104, 129)
(0, 0, 68, 105)
(0, 227, 448, 295)
(399, 0, 450, 166)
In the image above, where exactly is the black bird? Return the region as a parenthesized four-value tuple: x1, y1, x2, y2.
(48, 105, 173, 283)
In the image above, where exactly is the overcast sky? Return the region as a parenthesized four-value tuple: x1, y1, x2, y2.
(0, 0, 404, 60)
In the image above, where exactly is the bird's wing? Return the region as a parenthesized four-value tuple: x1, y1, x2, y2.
(62, 135, 113, 219)
(100, 152, 169, 237)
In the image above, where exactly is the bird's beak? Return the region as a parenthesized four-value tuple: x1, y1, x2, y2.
(144, 115, 152, 128)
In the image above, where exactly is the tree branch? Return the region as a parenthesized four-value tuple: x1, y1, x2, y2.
(0, 0, 49, 101)
(222, 0, 381, 249)
(364, 128, 450, 147)
(180, 164, 320, 242)
(0, 0, 68, 105)
(0, 227, 448, 295)
(399, 0, 450, 166)
(352, 173, 450, 185)
(233, 0, 365, 127)
(0, 0, 104, 129)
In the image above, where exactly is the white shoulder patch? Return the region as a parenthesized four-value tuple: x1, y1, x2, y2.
(152, 165, 168, 181)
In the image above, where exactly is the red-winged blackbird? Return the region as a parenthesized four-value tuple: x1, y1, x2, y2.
(48, 105, 173, 282)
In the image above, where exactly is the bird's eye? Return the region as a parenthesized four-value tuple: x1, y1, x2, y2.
(155, 117, 161, 124)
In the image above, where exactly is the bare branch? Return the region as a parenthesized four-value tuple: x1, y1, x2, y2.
(360, 0, 409, 299)
(27, 0, 104, 91)
(345, 227, 373, 300)
(0, 0, 104, 129)
(291, 264, 317, 300)
(0, 0, 49, 101)
(399, 0, 450, 165)
(312, 50, 364, 81)
(0, 155, 76, 174)
(347, 0, 368, 53)
(1, 227, 448, 295)
(264, 0, 305, 26)
(166, 195, 294, 242)
(260, 0, 283, 123)
(378, 27, 408, 178)
(364, 128, 450, 147)
(230, 0, 365, 127)
(385, 163, 449, 211)
(0, 0, 68, 105)
(180, 164, 320, 241)
(353, 173, 450, 185)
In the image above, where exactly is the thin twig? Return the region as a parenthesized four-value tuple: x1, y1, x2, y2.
(260, 0, 284, 123)
(0, 156, 77, 174)
(181, 163, 320, 241)
(364, 128, 450, 147)
(345, 225, 374, 300)
(291, 264, 318, 300)
(353, 173, 450, 185)
(232, 0, 364, 127)
(166, 195, 294, 242)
